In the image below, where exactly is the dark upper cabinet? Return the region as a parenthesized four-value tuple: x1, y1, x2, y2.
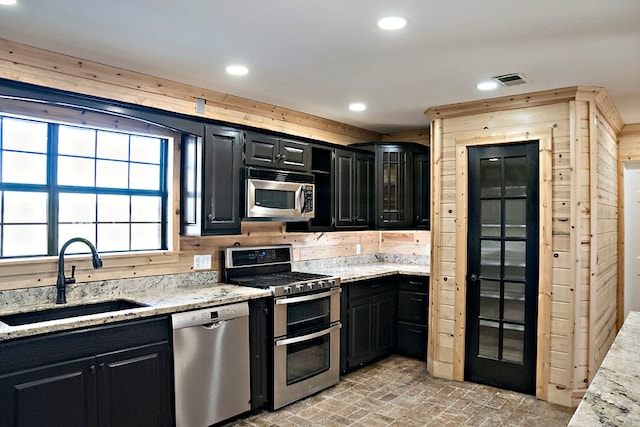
(245, 132, 310, 172)
(352, 142, 429, 229)
(334, 148, 373, 228)
(414, 153, 431, 229)
(181, 125, 243, 236)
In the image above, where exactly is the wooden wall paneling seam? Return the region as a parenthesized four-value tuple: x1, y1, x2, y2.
(537, 131, 553, 401)
(617, 133, 627, 329)
(427, 119, 443, 374)
(453, 142, 468, 381)
(568, 101, 580, 395)
(588, 101, 598, 383)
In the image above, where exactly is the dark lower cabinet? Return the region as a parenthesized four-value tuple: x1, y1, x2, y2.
(342, 275, 430, 374)
(0, 317, 173, 427)
(397, 276, 429, 360)
(344, 279, 397, 372)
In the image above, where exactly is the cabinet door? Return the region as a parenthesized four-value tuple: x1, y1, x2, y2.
(347, 295, 376, 368)
(376, 146, 414, 228)
(353, 152, 373, 226)
(414, 153, 431, 229)
(245, 132, 279, 167)
(203, 125, 242, 234)
(334, 149, 354, 227)
(375, 292, 397, 355)
(0, 357, 97, 427)
(97, 342, 172, 427)
(279, 138, 310, 171)
(397, 322, 427, 360)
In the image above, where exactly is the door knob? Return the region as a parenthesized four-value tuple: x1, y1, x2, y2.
(469, 274, 479, 282)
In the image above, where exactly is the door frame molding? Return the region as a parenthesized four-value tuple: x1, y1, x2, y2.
(450, 129, 553, 400)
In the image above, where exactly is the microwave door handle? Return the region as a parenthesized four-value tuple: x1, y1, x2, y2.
(299, 185, 307, 213)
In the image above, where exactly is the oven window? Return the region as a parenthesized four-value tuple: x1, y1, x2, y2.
(255, 189, 295, 209)
(286, 334, 330, 385)
(287, 297, 331, 335)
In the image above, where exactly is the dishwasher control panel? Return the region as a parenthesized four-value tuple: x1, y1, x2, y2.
(171, 302, 249, 330)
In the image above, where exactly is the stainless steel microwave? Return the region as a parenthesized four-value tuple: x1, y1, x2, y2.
(244, 167, 315, 220)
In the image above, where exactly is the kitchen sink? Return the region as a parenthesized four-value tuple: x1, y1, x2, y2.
(0, 299, 147, 326)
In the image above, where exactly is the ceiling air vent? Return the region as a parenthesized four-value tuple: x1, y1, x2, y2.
(492, 73, 527, 87)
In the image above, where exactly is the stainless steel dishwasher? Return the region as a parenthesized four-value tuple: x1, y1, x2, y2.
(172, 301, 251, 427)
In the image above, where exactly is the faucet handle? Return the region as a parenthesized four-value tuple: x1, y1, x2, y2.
(65, 265, 77, 285)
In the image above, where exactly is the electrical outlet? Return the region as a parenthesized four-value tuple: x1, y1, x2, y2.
(355, 244, 361, 255)
(193, 254, 212, 270)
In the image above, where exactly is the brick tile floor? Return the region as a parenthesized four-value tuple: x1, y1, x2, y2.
(224, 355, 575, 427)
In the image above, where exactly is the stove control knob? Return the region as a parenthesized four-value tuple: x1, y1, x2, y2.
(295, 284, 304, 292)
(318, 281, 326, 288)
(328, 279, 335, 287)
(307, 282, 315, 290)
(283, 286, 292, 295)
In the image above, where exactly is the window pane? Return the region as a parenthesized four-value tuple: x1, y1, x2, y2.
(131, 224, 161, 250)
(3, 224, 48, 257)
(131, 196, 161, 222)
(59, 193, 96, 223)
(97, 224, 130, 252)
(2, 152, 47, 184)
(96, 159, 128, 188)
(97, 131, 129, 161)
(58, 156, 95, 186)
(130, 163, 160, 190)
(58, 126, 95, 157)
(2, 117, 48, 153)
(58, 224, 95, 249)
(130, 135, 161, 164)
(4, 191, 48, 223)
(97, 194, 130, 222)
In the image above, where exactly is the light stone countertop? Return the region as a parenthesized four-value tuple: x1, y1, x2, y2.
(0, 257, 428, 342)
(568, 311, 640, 426)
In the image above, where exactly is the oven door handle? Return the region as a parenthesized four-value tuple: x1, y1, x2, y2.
(274, 288, 340, 305)
(275, 323, 341, 347)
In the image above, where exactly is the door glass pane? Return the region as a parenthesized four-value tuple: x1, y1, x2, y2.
(480, 158, 501, 197)
(479, 280, 500, 319)
(481, 199, 501, 237)
(503, 324, 524, 363)
(505, 156, 527, 196)
(504, 241, 526, 279)
(505, 199, 526, 238)
(504, 282, 525, 322)
(480, 240, 501, 278)
(478, 319, 499, 359)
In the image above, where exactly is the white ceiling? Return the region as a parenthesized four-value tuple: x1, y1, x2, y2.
(0, 0, 639, 133)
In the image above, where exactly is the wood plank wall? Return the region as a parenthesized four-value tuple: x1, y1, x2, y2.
(425, 87, 624, 408)
(0, 37, 430, 291)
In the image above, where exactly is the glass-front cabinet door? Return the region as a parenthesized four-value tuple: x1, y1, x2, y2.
(465, 141, 539, 395)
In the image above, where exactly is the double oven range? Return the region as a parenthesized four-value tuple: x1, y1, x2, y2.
(223, 244, 341, 410)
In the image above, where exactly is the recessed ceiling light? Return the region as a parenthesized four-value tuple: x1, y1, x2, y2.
(377, 16, 407, 30)
(225, 65, 249, 76)
(476, 81, 498, 91)
(349, 102, 366, 112)
(0, 0, 17, 5)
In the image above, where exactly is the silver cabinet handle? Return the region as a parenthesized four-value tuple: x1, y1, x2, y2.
(276, 323, 341, 346)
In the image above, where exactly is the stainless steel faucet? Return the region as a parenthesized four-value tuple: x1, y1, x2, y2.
(56, 237, 103, 304)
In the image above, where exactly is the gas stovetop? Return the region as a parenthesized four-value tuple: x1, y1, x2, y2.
(222, 245, 340, 297)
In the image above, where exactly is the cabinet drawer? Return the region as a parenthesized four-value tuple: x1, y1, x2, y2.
(399, 276, 429, 293)
(397, 322, 427, 360)
(398, 291, 428, 324)
(348, 279, 396, 300)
